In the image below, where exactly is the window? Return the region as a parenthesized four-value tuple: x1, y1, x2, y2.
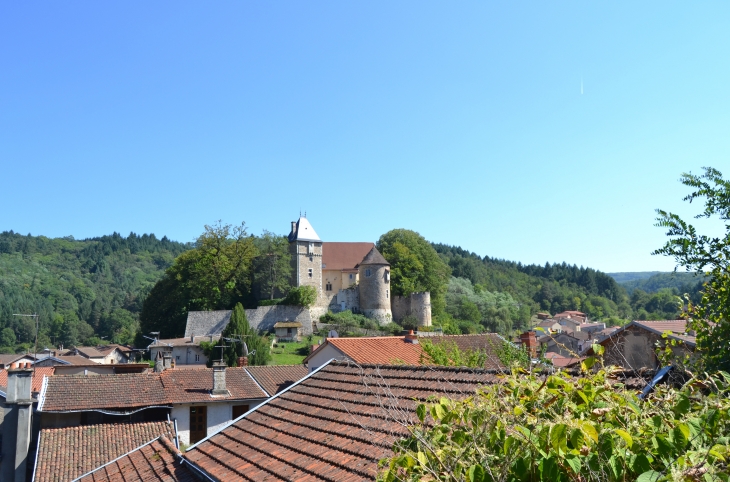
(308, 243, 314, 254)
(309, 256, 313, 262)
(232, 405, 250, 419)
(385, 270, 390, 282)
(195, 354, 200, 362)
(287, 327, 293, 334)
(176, 355, 180, 361)
(190, 406, 207, 443)
(386, 289, 389, 299)
(308, 268, 313, 278)
(365, 269, 371, 277)
(349, 274, 353, 280)
(326, 282, 332, 291)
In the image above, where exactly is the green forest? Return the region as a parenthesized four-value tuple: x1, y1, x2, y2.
(0, 225, 705, 354)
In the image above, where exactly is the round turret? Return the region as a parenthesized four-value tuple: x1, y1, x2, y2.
(357, 247, 392, 325)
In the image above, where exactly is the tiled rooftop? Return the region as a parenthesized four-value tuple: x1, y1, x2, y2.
(245, 365, 309, 396)
(160, 367, 268, 402)
(39, 367, 268, 412)
(34, 421, 175, 482)
(76, 435, 197, 482)
(0, 366, 55, 394)
(0, 353, 35, 367)
(321, 242, 374, 270)
(184, 310, 232, 338)
(633, 320, 689, 334)
(311, 334, 508, 370)
(184, 361, 501, 481)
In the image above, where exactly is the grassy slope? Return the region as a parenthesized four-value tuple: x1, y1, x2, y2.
(269, 337, 322, 365)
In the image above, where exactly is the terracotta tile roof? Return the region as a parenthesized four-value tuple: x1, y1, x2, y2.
(39, 373, 167, 412)
(33, 421, 175, 482)
(40, 368, 269, 412)
(544, 352, 583, 368)
(184, 361, 501, 481)
(0, 366, 54, 394)
(245, 365, 309, 396)
(633, 320, 688, 334)
(321, 242, 374, 270)
(159, 367, 268, 402)
(308, 334, 509, 370)
(76, 435, 197, 482)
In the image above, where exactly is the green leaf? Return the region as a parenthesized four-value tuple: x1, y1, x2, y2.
(452, 430, 466, 446)
(614, 429, 633, 449)
(565, 453, 581, 473)
(673, 393, 691, 417)
(416, 451, 428, 466)
(636, 470, 663, 482)
(631, 454, 652, 474)
(467, 464, 485, 482)
(592, 343, 605, 355)
(416, 403, 426, 423)
(551, 423, 568, 453)
(581, 357, 596, 371)
(570, 428, 584, 450)
(582, 421, 598, 443)
(431, 403, 446, 420)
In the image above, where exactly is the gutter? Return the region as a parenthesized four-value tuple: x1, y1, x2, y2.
(185, 358, 335, 452)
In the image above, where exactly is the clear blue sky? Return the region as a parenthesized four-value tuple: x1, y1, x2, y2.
(2, 2, 728, 273)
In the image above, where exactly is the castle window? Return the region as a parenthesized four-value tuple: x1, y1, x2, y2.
(309, 256, 313, 262)
(308, 243, 314, 254)
(385, 270, 390, 282)
(308, 268, 313, 278)
(326, 282, 332, 291)
(365, 269, 371, 277)
(386, 289, 389, 299)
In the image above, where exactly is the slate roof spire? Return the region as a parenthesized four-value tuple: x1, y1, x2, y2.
(287, 215, 321, 243)
(357, 246, 389, 266)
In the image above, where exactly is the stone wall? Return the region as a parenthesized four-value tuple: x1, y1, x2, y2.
(358, 264, 392, 325)
(290, 241, 322, 292)
(245, 305, 314, 336)
(391, 292, 432, 327)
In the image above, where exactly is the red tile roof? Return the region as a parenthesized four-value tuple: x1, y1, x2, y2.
(0, 366, 54, 394)
(544, 352, 583, 368)
(307, 334, 508, 370)
(39, 368, 269, 412)
(244, 365, 309, 396)
(184, 361, 501, 481)
(321, 242, 374, 270)
(77, 435, 197, 482)
(33, 421, 175, 482)
(0, 354, 36, 367)
(159, 367, 268, 402)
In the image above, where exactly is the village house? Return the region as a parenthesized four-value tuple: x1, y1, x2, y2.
(148, 335, 219, 366)
(585, 319, 696, 370)
(0, 354, 36, 369)
(60, 344, 132, 364)
(303, 332, 509, 372)
(538, 331, 591, 358)
(273, 321, 303, 342)
(36, 362, 307, 446)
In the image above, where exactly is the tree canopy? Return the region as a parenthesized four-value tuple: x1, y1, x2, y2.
(654, 166, 730, 372)
(218, 302, 270, 367)
(377, 229, 451, 316)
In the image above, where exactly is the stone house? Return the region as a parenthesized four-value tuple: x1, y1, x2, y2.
(587, 320, 696, 370)
(537, 332, 588, 358)
(273, 321, 302, 342)
(60, 344, 131, 364)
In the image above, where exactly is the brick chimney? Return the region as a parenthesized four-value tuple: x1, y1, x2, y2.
(519, 331, 538, 358)
(404, 330, 418, 344)
(212, 361, 229, 396)
(237, 356, 248, 367)
(1, 362, 34, 482)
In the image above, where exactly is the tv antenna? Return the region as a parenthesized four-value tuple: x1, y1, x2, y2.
(13, 313, 39, 372)
(222, 333, 256, 358)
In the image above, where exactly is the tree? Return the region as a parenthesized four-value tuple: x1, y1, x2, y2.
(654, 167, 730, 373)
(252, 231, 292, 300)
(140, 221, 257, 337)
(217, 302, 271, 367)
(377, 229, 451, 316)
(282, 286, 317, 307)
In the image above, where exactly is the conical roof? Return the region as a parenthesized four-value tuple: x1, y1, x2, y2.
(358, 246, 390, 266)
(288, 216, 321, 242)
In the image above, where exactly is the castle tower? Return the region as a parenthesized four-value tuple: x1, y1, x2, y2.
(357, 246, 393, 325)
(288, 216, 323, 292)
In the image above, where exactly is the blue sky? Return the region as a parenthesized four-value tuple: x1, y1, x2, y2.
(2, 2, 728, 273)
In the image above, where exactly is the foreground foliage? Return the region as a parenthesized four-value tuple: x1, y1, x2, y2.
(654, 166, 730, 373)
(380, 357, 730, 481)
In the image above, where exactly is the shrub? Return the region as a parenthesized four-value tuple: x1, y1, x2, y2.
(380, 347, 730, 482)
(282, 286, 317, 307)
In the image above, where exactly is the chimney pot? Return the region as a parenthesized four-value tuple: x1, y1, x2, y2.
(212, 361, 228, 395)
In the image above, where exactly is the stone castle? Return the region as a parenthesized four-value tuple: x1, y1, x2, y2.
(287, 216, 431, 326)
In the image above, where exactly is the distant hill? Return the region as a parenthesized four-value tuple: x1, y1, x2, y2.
(614, 271, 706, 294)
(607, 272, 663, 284)
(0, 231, 190, 352)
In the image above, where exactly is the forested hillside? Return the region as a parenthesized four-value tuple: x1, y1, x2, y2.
(0, 231, 189, 353)
(615, 271, 706, 294)
(433, 244, 701, 327)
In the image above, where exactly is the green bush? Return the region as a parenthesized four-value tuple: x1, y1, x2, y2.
(380, 348, 730, 481)
(258, 298, 284, 307)
(282, 286, 317, 307)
